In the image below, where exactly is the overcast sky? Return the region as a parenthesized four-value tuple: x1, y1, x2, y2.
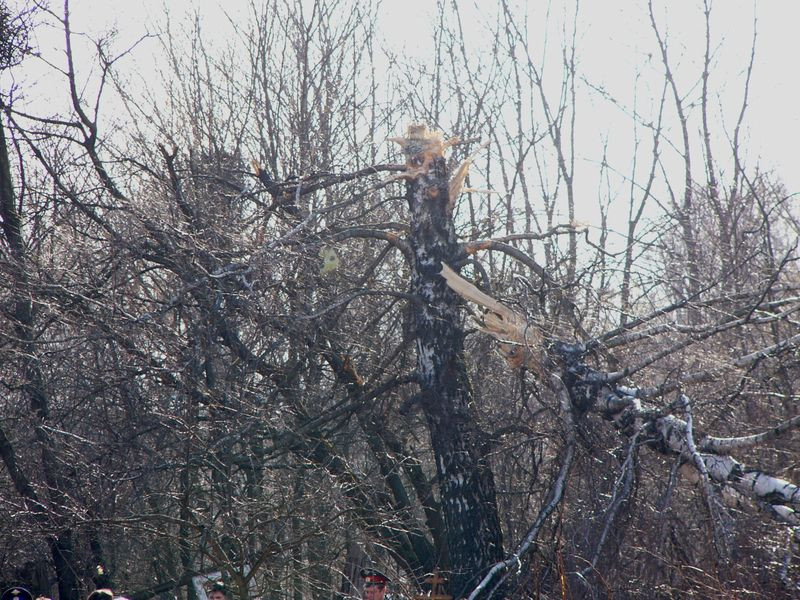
(10, 0, 800, 200)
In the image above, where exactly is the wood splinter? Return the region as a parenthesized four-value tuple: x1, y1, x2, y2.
(439, 262, 545, 376)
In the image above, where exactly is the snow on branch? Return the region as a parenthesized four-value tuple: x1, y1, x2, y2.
(439, 262, 800, 530)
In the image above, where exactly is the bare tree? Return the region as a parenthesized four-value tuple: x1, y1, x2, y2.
(1, 1, 799, 599)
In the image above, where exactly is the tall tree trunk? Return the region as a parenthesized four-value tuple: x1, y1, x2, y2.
(397, 126, 504, 598)
(52, 531, 80, 600)
(2, 115, 82, 600)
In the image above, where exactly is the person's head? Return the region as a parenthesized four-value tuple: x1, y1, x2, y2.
(87, 590, 113, 600)
(1, 587, 34, 600)
(360, 569, 388, 600)
(207, 580, 227, 600)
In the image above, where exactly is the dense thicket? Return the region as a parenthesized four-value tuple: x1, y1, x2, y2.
(1, 1, 798, 599)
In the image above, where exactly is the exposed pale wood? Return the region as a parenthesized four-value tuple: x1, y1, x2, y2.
(439, 263, 545, 375)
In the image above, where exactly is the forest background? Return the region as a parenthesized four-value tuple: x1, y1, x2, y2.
(1, 0, 799, 598)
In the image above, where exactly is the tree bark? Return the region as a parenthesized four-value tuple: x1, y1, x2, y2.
(397, 126, 505, 598)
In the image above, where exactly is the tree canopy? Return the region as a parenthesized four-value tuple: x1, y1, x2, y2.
(1, 1, 799, 598)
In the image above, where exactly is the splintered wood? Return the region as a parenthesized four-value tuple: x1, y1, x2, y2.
(447, 140, 490, 211)
(439, 263, 545, 376)
(389, 123, 457, 175)
(389, 123, 491, 212)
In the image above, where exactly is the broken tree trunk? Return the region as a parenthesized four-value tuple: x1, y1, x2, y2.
(392, 125, 505, 598)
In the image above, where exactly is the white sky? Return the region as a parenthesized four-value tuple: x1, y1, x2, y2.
(8, 0, 800, 200)
(382, 1, 799, 197)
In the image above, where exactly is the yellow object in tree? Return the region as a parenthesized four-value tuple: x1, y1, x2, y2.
(319, 246, 340, 274)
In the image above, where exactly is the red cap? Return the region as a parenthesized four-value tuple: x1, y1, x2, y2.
(360, 569, 389, 584)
